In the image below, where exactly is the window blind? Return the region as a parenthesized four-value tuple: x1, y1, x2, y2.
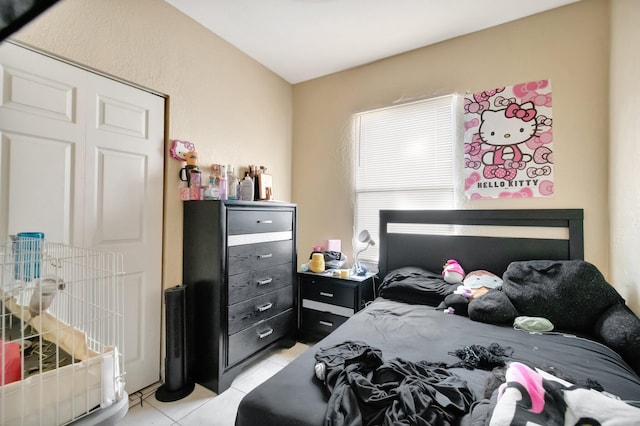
(354, 95, 457, 262)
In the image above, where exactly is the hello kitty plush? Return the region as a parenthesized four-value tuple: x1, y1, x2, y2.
(480, 101, 537, 181)
(442, 259, 465, 284)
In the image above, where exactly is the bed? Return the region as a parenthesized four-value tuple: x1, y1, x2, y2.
(235, 209, 640, 425)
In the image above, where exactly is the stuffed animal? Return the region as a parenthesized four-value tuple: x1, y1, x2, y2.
(438, 269, 504, 318)
(442, 259, 465, 284)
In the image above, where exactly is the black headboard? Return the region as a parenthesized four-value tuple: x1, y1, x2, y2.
(378, 209, 584, 279)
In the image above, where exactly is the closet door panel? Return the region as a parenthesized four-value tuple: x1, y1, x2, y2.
(3, 133, 75, 244)
(1, 64, 76, 123)
(97, 149, 145, 242)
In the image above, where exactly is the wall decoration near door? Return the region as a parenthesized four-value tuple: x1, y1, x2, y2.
(463, 80, 553, 199)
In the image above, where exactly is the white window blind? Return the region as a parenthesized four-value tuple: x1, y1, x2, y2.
(354, 95, 457, 262)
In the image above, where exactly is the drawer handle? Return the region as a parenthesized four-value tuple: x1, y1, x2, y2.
(257, 302, 273, 312)
(258, 328, 274, 339)
(319, 320, 334, 328)
(258, 253, 273, 259)
(257, 278, 273, 286)
(319, 292, 334, 298)
(257, 220, 273, 224)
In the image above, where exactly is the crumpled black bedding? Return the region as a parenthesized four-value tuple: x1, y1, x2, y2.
(235, 299, 640, 426)
(314, 341, 474, 426)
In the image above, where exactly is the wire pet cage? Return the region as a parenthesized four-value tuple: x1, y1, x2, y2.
(1, 234, 127, 425)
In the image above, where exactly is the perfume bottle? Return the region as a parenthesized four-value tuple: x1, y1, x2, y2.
(239, 172, 254, 201)
(227, 165, 239, 200)
(219, 165, 228, 200)
(203, 176, 220, 200)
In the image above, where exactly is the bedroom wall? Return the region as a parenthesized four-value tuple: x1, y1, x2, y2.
(610, 0, 640, 314)
(292, 0, 611, 281)
(11, 0, 294, 292)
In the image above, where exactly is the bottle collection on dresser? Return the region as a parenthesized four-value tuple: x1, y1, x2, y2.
(178, 150, 273, 203)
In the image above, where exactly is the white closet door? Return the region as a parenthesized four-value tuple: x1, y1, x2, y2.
(0, 42, 163, 394)
(84, 73, 164, 393)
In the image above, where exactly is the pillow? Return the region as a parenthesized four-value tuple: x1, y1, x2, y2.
(463, 270, 503, 289)
(379, 266, 456, 306)
(468, 289, 519, 324)
(594, 303, 640, 375)
(513, 316, 554, 332)
(502, 260, 623, 333)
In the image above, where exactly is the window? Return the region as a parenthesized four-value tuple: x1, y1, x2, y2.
(353, 95, 458, 262)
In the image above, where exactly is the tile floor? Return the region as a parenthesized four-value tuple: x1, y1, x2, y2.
(120, 342, 310, 426)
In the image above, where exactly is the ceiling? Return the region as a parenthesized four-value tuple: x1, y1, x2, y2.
(164, 0, 580, 84)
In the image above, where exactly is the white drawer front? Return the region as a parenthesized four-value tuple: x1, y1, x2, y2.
(302, 299, 354, 317)
(228, 231, 292, 247)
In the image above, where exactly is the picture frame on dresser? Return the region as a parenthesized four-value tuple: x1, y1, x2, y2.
(182, 200, 297, 393)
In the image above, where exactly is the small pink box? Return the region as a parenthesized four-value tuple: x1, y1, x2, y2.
(180, 187, 202, 201)
(180, 187, 191, 201)
(190, 187, 202, 200)
(326, 239, 341, 252)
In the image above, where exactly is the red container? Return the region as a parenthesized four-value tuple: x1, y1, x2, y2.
(0, 340, 22, 386)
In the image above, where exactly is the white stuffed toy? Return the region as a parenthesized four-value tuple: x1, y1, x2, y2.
(442, 259, 465, 284)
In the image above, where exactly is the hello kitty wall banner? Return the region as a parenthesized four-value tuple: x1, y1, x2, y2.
(463, 80, 553, 199)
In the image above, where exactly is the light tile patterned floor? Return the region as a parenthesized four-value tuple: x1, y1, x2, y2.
(120, 342, 309, 426)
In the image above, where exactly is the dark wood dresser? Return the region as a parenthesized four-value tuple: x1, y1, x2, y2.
(183, 200, 297, 393)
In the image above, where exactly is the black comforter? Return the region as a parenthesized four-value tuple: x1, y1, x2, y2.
(235, 299, 640, 426)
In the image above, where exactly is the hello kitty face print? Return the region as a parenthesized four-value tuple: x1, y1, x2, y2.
(480, 102, 537, 180)
(464, 80, 554, 199)
(170, 139, 196, 161)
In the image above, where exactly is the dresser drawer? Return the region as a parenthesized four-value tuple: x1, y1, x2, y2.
(228, 210, 293, 235)
(228, 286, 293, 334)
(300, 278, 355, 309)
(228, 264, 292, 305)
(300, 308, 348, 336)
(228, 240, 292, 275)
(228, 309, 292, 366)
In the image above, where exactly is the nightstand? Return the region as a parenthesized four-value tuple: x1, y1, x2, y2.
(297, 271, 375, 339)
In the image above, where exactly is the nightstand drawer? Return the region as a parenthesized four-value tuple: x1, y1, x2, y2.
(228, 240, 292, 275)
(300, 308, 348, 336)
(228, 286, 293, 334)
(228, 210, 293, 235)
(228, 309, 293, 366)
(228, 264, 292, 305)
(300, 278, 355, 309)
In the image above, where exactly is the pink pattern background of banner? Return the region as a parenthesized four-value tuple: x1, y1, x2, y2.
(463, 80, 554, 199)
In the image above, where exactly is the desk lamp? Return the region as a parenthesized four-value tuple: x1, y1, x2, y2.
(353, 230, 375, 276)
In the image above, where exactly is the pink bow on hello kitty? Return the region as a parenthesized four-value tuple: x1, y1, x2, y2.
(505, 103, 537, 122)
(526, 166, 552, 178)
